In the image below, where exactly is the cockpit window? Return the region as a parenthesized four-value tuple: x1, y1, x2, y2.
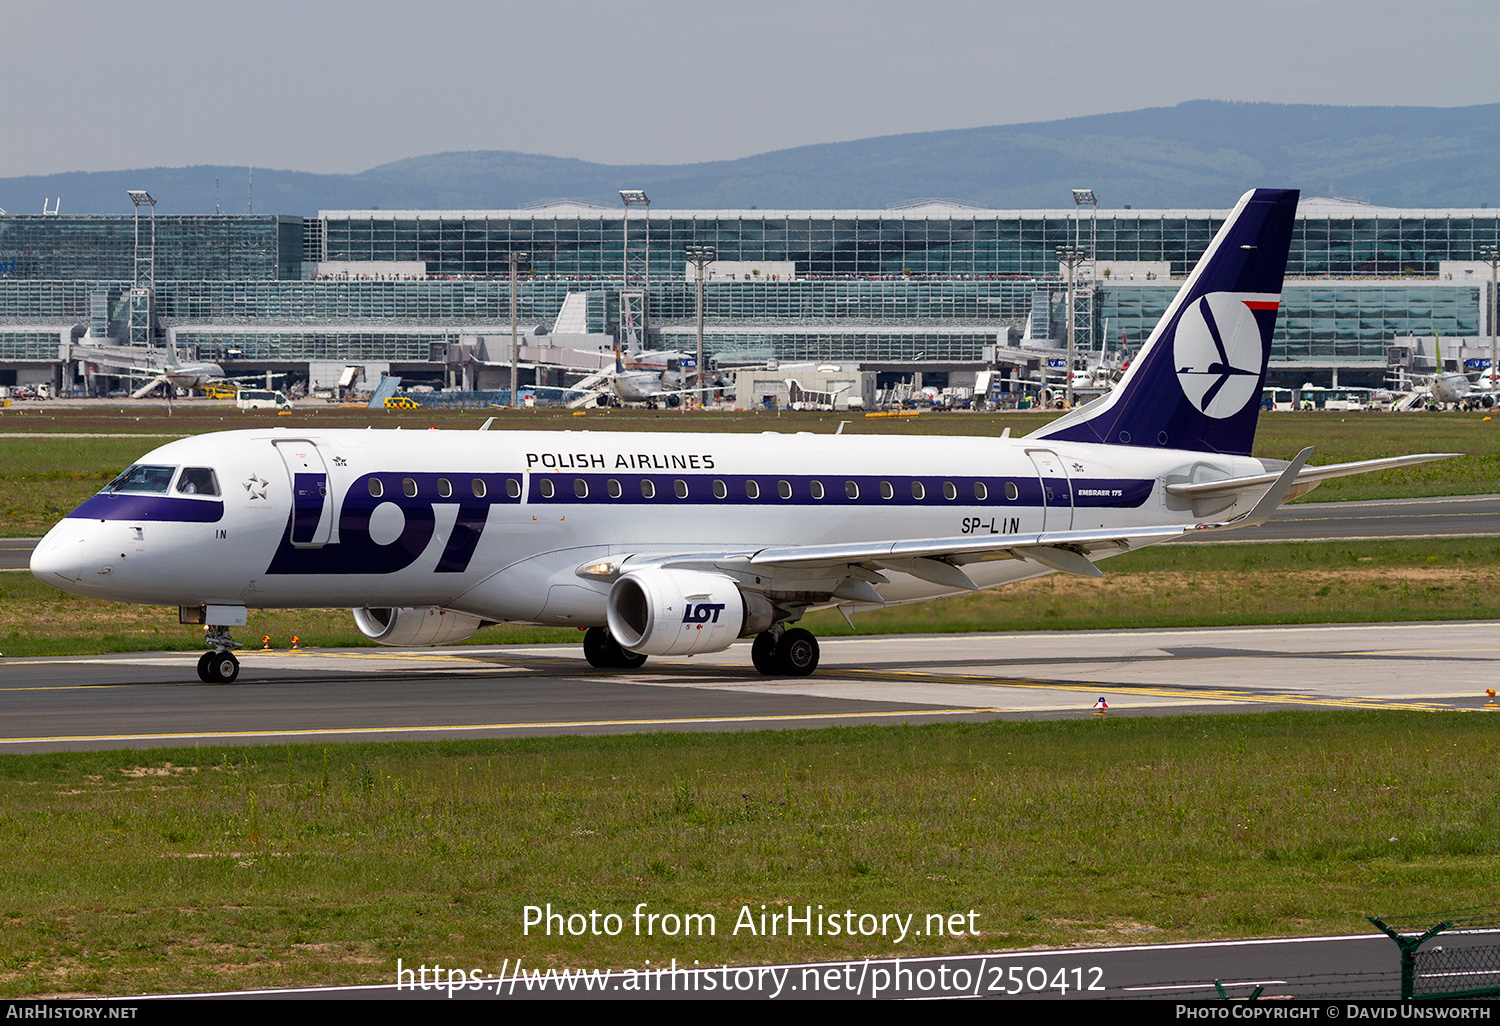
(175, 467, 220, 496)
(106, 465, 176, 494)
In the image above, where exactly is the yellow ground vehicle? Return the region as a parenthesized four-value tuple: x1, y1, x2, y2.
(384, 396, 421, 409)
(202, 383, 237, 400)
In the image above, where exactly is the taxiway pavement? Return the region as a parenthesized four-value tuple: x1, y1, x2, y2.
(2, 621, 1494, 753)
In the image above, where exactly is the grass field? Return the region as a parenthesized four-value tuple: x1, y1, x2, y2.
(0, 712, 1492, 996)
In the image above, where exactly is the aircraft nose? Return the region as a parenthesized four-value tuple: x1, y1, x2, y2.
(29, 528, 86, 583)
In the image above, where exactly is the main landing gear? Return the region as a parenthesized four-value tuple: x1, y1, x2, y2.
(750, 625, 820, 677)
(197, 625, 242, 684)
(583, 626, 648, 670)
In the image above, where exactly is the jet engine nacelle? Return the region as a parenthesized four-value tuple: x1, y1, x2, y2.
(352, 606, 484, 647)
(606, 569, 772, 656)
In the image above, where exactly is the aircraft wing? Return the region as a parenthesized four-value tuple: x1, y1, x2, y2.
(589, 452, 1314, 597)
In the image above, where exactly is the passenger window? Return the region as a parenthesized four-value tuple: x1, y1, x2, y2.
(573, 478, 588, 498)
(608, 479, 622, 499)
(974, 482, 988, 501)
(402, 478, 418, 498)
(473, 478, 489, 498)
(368, 478, 384, 498)
(713, 480, 727, 499)
(1005, 481, 1019, 501)
(943, 482, 957, 500)
(640, 479, 656, 499)
(437, 478, 453, 498)
(175, 467, 220, 496)
(810, 480, 825, 500)
(778, 480, 792, 500)
(745, 480, 760, 499)
(879, 481, 893, 500)
(911, 481, 925, 500)
(507, 479, 522, 499)
(845, 481, 859, 499)
(538, 478, 555, 499)
(674, 479, 689, 499)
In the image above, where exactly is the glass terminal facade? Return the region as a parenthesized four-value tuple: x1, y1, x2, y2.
(0, 215, 302, 281)
(320, 206, 1500, 278)
(0, 204, 1495, 380)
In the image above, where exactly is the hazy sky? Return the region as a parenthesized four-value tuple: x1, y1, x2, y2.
(4, 0, 1498, 178)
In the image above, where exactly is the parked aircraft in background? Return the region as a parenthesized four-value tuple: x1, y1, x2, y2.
(567, 346, 720, 408)
(31, 189, 1453, 684)
(129, 348, 229, 399)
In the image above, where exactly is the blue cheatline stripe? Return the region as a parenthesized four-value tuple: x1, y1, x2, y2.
(517, 472, 1154, 510)
(67, 493, 224, 523)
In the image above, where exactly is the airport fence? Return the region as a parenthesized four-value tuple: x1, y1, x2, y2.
(1368, 908, 1500, 999)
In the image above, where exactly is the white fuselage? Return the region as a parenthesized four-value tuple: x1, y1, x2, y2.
(30, 427, 1266, 625)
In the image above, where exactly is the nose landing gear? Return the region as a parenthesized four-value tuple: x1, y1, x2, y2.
(197, 625, 242, 684)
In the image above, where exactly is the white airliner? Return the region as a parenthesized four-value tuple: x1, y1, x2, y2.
(567, 347, 714, 409)
(31, 189, 1453, 684)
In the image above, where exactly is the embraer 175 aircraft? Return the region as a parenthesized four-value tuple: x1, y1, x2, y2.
(31, 189, 1452, 684)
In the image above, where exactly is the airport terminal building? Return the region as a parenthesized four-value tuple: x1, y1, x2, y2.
(0, 196, 1496, 399)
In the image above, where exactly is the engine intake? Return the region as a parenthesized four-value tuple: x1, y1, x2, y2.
(353, 606, 483, 647)
(606, 569, 771, 656)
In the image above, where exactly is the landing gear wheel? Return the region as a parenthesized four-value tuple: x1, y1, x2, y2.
(751, 632, 779, 675)
(583, 626, 614, 668)
(583, 626, 649, 670)
(775, 628, 819, 677)
(198, 650, 240, 684)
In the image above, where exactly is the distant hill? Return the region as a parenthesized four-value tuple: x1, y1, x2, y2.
(3, 101, 1498, 216)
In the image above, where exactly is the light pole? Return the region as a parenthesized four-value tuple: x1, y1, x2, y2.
(127, 190, 156, 351)
(1056, 246, 1087, 407)
(619, 190, 651, 355)
(1482, 246, 1499, 394)
(685, 245, 715, 400)
(507, 250, 529, 407)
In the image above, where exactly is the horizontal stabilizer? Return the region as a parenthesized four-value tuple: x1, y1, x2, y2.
(1166, 452, 1459, 502)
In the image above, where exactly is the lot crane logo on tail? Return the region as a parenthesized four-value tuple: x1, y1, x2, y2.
(1173, 294, 1276, 419)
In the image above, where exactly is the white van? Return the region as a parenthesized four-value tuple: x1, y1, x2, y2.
(236, 389, 289, 410)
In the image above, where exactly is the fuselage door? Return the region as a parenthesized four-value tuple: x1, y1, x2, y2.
(1025, 448, 1074, 532)
(272, 439, 334, 547)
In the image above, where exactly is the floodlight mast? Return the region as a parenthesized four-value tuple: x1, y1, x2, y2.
(1056, 246, 1087, 408)
(685, 245, 715, 397)
(619, 190, 651, 356)
(507, 251, 529, 408)
(128, 191, 156, 349)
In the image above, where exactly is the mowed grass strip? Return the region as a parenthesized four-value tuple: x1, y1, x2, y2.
(0, 711, 1492, 996)
(4, 538, 1496, 657)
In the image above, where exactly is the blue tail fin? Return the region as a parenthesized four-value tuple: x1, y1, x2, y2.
(1030, 188, 1299, 455)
